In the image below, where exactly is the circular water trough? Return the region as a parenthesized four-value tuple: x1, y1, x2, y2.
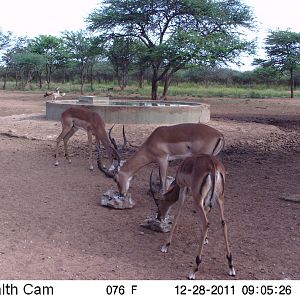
(46, 98, 210, 124)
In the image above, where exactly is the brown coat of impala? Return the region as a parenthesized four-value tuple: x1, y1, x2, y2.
(55, 107, 119, 170)
(112, 123, 224, 196)
(152, 154, 235, 279)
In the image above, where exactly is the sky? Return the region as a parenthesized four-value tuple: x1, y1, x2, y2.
(0, 0, 100, 37)
(238, 0, 300, 70)
(1, 0, 300, 70)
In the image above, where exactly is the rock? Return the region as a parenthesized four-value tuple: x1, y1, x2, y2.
(100, 189, 135, 209)
(140, 214, 174, 232)
(279, 194, 300, 203)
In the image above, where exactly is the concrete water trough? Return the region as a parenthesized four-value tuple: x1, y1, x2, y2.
(46, 96, 210, 124)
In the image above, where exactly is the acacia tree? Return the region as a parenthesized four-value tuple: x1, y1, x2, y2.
(0, 29, 12, 50)
(87, 0, 255, 99)
(0, 29, 13, 89)
(133, 42, 151, 89)
(2, 36, 30, 89)
(62, 30, 101, 94)
(255, 30, 300, 98)
(11, 52, 46, 89)
(29, 35, 66, 89)
(107, 37, 138, 90)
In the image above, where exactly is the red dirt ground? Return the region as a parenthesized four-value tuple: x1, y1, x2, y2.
(0, 91, 299, 280)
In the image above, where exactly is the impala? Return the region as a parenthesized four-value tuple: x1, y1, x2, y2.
(98, 123, 224, 196)
(55, 107, 119, 171)
(150, 154, 235, 280)
(44, 87, 66, 101)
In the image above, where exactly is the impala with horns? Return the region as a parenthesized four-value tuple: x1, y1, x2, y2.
(150, 154, 235, 279)
(55, 107, 120, 171)
(97, 123, 224, 196)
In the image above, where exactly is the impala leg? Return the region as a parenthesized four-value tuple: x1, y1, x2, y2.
(87, 130, 94, 170)
(158, 158, 168, 193)
(188, 198, 209, 280)
(218, 196, 236, 277)
(55, 126, 72, 166)
(203, 205, 211, 245)
(161, 187, 187, 253)
(63, 127, 78, 164)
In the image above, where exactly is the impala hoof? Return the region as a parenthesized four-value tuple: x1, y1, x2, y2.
(89, 165, 94, 171)
(188, 271, 196, 280)
(229, 268, 236, 276)
(54, 161, 59, 166)
(160, 245, 169, 253)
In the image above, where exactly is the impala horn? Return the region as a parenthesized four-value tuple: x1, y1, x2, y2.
(96, 144, 120, 178)
(109, 124, 138, 150)
(108, 124, 118, 150)
(122, 125, 128, 149)
(122, 125, 139, 148)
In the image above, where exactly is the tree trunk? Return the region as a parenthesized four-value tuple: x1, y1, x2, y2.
(38, 71, 42, 89)
(151, 79, 158, 100)
(90, 64, 94, 92)
(15, 71, 18, 87)
(62, 68, 66, 84)
(80, 62, 85, 95)
(2, 67, 8, 90)
(46, 64, 50, 89)
(121, 71, 125, 90)
(121, 68, 128, 90)
(290, 68, 294, 98)
(138, 69, 144, 89)
(27, 69, 33, 90)
(80, 80, 84, 95)
(151, 66, 159, 100)
(161, 73, 172, 100)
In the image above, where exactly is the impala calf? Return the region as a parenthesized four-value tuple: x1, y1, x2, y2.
(98, 123, 224, 198)
(151, 154, 235, 279)
(55, 107, 119, 171)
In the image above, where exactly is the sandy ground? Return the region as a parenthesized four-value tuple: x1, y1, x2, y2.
(0, 90, 299, 280)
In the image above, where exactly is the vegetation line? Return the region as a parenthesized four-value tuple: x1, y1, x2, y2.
(1, 81, 299, 99)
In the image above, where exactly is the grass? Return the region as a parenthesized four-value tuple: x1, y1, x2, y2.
(1, 80, 299, 99)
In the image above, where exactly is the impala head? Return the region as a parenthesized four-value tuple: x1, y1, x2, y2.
(113, 170, 133, 196)
(96, 144, 120, 179)
(97, 144, 133, 197)
(102, 124, 135, 196)
(149, 170, 179, 221)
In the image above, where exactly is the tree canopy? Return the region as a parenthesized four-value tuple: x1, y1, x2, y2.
(29, 35, 66, 88)
(87, 0, 256, 99)
(255, 30, 300, 98)
(0, 29, 13, 50)
(62, 30, 102, 94)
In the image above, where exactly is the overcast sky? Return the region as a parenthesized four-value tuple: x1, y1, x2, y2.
(0, 0, 100, 37)
(1, 0, 300, 70)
